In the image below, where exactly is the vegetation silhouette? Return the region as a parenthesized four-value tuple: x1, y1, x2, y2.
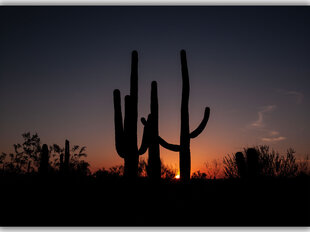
(0, 48, 309, 225)
(223, 145, 306, 179)
(0, 132, 309, 226)
(1, 132, 90, 177)
(140, 81, 161, 182)
(115, 50, 210, 182)
(142, 50, 210, 182)
(113, 51, 150, 180)
(39, 144, 49, 176)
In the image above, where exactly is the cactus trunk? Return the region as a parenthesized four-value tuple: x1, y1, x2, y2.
(39, 144, 49, 176)
(180, 50, 191, 182)
(235, 152, 246, 179)
(156, 50, 210, 182)
(147, 81, 161, 181)
(113, 51, 148, 180)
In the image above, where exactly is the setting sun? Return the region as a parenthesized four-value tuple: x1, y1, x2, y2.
(175, 173, 180, 179)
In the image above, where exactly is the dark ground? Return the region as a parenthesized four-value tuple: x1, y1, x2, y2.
(0, 175, 309, 226)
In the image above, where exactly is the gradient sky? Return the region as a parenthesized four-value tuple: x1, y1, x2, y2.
(1, 6, 309, 173)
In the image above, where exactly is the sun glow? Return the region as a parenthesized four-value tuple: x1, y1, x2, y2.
(175, 173, 180, 179)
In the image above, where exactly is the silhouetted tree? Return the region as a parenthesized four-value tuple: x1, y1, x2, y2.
(1, 132, 41, 173)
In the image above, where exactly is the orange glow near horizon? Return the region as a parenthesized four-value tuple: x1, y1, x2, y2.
(175, 171, 180, 179)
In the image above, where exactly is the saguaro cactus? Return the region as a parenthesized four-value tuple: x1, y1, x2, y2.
(157, 50, 210, 182)
(246, 148, 259, 179)
(39, 144, 49, 175)
(64, 139, 70, 174)
(141, 81, 161, 182)
(59, 153, 64, 173)
(235, 152, 246, 179)
(113, 51, 149, 180)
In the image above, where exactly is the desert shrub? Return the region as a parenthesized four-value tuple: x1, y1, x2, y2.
(204, 159, 223, 179)
(1, 132, 90, 176)
(161, 163, 177, 180)
(223, 145, 307, 179)
(191, 170, 207, 179)
(297, 154, 309, 176)
(223, 154, 239, 178)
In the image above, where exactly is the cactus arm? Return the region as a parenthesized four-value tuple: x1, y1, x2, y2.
(141, 117, 180, 152)
(158, 137, 180, 152)
(190, 107, 210, 139)
(113, 89, 126, 158)
(138, 115, 151, 155)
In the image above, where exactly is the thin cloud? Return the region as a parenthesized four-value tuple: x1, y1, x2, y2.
(251, 105, 276, 128)
(249, 106, 286, 143)
(269, 130, 279, 136)
(261, 136, 286, 142)
(286, 91, 303, 104)
(277, 89, 304, 104)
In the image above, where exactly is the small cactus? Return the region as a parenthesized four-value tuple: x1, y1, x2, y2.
(235, 152, 246, 179)
(39, 144, 49, 175)
(60, 153, 64, 173)
(64, 139, 70, 174)
(246, 148, 259, 179)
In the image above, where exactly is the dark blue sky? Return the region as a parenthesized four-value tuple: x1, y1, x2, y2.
(1, 6, 309, 172)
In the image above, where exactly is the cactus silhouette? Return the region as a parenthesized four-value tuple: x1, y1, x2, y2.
(141, 81, 161, 182)
(154, 50, 210, 182)
(60, 153, 64, 173)
(113, 51, 149, 180)
(39, 144, 49, 175)
(246, 148, 259, 179)
(64, 139, 70, 174)
(235, 152, 246, 179)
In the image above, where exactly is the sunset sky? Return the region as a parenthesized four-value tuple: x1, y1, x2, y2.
(0, 6, 309, 173)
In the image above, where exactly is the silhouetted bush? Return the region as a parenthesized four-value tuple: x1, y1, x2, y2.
(1, 132, 90, 176)
(223, 145, 308, 179)
(191, 170, 207, 179)
(1, 132, 41, 174)
(202, 159, 223, 179)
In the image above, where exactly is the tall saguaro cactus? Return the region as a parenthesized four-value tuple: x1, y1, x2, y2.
(39, 144, 49, 176)
(141, 81, 161, 182)
(113, 51, 148, 180)
(158, 50, 210, 182)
